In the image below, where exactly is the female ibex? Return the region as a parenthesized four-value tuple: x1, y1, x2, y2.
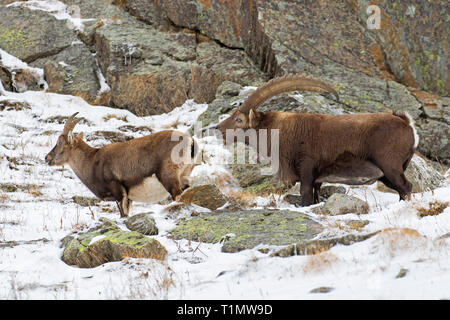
(45, 113, 199, 217)
(217, 74, 418, 206)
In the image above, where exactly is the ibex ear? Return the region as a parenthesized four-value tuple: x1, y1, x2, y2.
(76, 132, 84, 140)
(249, 109, 259, 128)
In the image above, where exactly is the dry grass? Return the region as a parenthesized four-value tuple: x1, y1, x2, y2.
(0, 192, 8, 203)
(416, 200, 449, 218)
(109, 260, 176, 299)
(103, 114, 128, 122)
(375, 228, 424, 257)
(27, 184, 43, 198)
(302, 252, 339, 274)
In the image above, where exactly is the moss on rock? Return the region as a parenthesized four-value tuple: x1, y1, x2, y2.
(169, 209, 323, 253)
(61, 219, 166, 268)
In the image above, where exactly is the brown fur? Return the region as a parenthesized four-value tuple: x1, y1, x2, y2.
(218, 75, 417, 206)
(46, 113, 199, 217)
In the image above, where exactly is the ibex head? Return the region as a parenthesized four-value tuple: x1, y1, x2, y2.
(217, 74, 339, 135)
(45, 112, 83, 166)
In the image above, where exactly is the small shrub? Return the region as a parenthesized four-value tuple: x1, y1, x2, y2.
(103, 114, 128, 122)
(417, 200, 449, 218)
(0, 192, 8, 203)
(302, 252, 339, 274)
(0, 184, 18, 193)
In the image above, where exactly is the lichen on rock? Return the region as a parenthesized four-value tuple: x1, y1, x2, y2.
(169, 209, 323, 253)
(61, 218, 167, 268)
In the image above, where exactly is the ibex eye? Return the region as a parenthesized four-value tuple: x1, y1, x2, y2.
(235, 118, 243, 123)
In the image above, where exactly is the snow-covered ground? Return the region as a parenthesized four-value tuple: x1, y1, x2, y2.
(1, 83, 449, 299)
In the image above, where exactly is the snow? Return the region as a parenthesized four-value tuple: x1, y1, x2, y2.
(1, 75, 450, 300)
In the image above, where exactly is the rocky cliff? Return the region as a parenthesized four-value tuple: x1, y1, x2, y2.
(0, 0, 448, 163)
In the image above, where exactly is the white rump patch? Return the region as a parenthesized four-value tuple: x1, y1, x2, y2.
(404, 112, 419, 148)
(128, 174, 170, 203)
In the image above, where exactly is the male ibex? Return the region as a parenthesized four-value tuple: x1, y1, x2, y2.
(217, 74, 418, 206)
(45, 113, 199, 217)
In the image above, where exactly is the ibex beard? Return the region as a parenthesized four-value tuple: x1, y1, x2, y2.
(45, 113, 200, 217)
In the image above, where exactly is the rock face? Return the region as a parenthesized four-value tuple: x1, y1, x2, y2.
(61, 218, 166, 268)
(0, 0, 448, 163)
(0, 6, 77, 63)
(169, 209, 323, 253)
(34, 44, 105, 105)
(94, 18, 264, 115)
(350, 0, 449, 96)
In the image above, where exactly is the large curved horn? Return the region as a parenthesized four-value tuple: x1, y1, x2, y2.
(63, 112, 81, 136)
(239, 74, 339, 113)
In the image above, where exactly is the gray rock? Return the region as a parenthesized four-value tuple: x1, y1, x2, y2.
(0, 6, 77, 63)
(319, 185, 347, 200)
(178, 184, 227, 210)
(32, 43, 103, 105)
(61, 218, 167, 268)
(283, 194, 302, 206)
(317, 194, 369, 216)
(273, 232, 378, 257)
(310, 287, 334, 294)
(215, 81, 243, 98)
(125, 212, 158, 236)
(169, 209, 323, 253)
(72, 196, 100, 207)
(415, 118, 450, 165)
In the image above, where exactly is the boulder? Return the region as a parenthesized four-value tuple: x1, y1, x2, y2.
(169, 209, 323, 253)
(283, 194, 302, 207)
(125, 212, 158, 235)
(178, 184, 227, 210)
(317, 194, 369, 216)
(229, 159, 287, 196)
(61, 218, 167, 268)
(284, 186, 346, 207)
(72, 196, 100, 207)
(319, 185, 347, 200)
(272, 232, 378, 257)
(215, 81, 243, 98)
